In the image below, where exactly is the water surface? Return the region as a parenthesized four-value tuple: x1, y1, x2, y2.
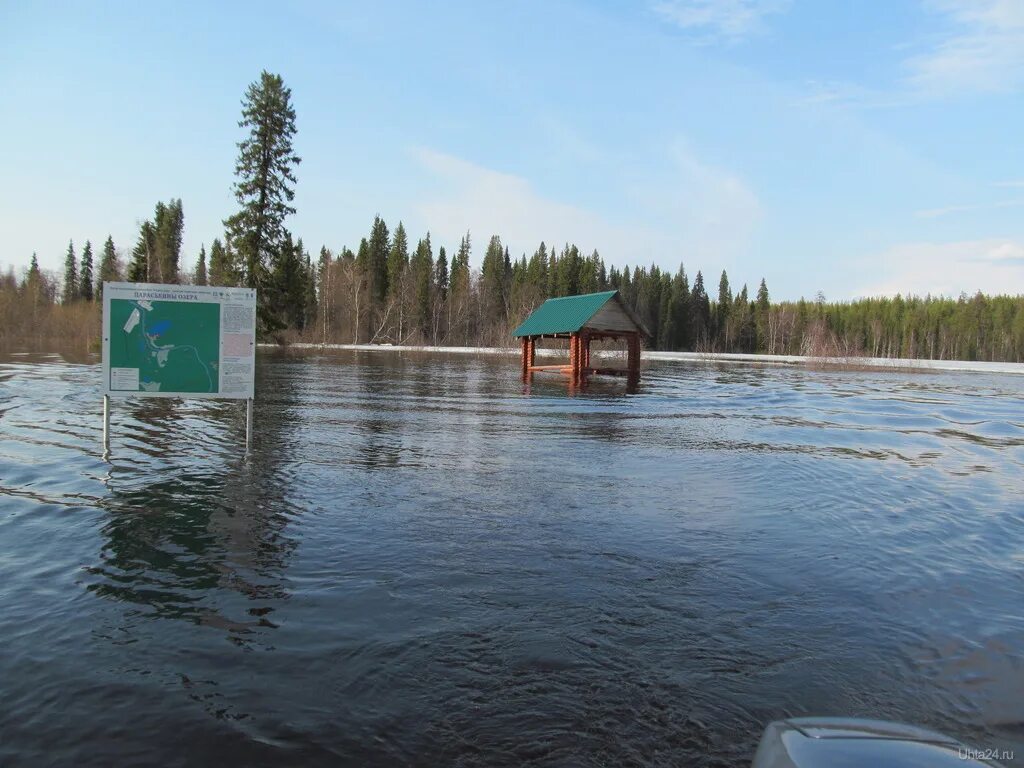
(1, 350, 1022, 766)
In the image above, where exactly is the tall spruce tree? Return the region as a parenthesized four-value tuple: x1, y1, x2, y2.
(756, 278, 770, 311)
(208, 238, 234, 286)
(28, 253, 42, 284)
(671, 265, 692, 350)
(153, 199, 184, 283)
(452, 233, 471, 293)
(195, 245, 208, 285)
(271, 233, 307, 329)
(223, 71, 300, 331)
(25, 253, 48, 309)
(412, 233, 434, 339)
(79, 241, 94, 301)
(367, 215, 390, 305)
(128, 221, 155, 282)
(691, 270, 711, 347)
(716, 269, 732, 346)
(755, 278, 771, 352)
(62, 240, 78, 304)
(435, 245, 448, 301)
(481, 235, 508, 326)
(97, 236, 119, 300)
(387, 222, 409, 299)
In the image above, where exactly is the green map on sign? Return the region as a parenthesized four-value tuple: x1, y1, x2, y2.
(109, 299, 220, 393)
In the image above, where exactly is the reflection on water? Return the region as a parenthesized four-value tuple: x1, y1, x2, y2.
(0, 349, 1022, 767)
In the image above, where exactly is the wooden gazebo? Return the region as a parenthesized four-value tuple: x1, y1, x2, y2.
(512, 290, 648, 382)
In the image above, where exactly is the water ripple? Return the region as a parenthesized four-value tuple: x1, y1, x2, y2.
(0, 351, 1022, 767)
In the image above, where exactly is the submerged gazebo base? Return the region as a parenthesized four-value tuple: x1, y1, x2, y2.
(520, 330, 641, 383)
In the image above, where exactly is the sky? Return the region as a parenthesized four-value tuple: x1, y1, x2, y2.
(1, 0, 1023, 300)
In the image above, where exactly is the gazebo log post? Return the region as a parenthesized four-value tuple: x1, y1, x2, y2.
(627, 332, 640, 380)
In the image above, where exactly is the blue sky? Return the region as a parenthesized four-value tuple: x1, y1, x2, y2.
(2, 0, 1023, 300)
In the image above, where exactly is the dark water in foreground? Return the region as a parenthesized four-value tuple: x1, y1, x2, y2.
(1, 350, 1022, 767)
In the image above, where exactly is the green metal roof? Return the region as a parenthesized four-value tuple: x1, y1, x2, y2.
(512, 290, 621, 337)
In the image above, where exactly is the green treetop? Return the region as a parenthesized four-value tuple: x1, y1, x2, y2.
(79, 241, 94, 301)
(195, 245, 208, 285)
(97, 236, 119, 300)
(128, 221, 154, 282)
(62, 240, 78, 304)
(387, 221, 409, 299)
(208, 238, 237, 286)
(435, 245, 448, 301)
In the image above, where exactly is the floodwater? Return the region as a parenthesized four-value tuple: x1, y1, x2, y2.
(1, 349, 1022, 767)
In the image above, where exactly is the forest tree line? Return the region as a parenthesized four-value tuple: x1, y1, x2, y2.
(3, 69, 1023, 362)
(4, 209, 1024, 363)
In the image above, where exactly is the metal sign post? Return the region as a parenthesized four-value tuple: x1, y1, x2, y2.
(100, 282, 257, 456)
(102, 394, 110, 455)
(245, 397, 254, 453)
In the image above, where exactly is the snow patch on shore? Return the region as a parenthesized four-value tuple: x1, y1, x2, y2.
(259, 343, 1024, 376)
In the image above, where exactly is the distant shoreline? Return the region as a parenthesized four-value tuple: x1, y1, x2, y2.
(260, 342, 1024, 376)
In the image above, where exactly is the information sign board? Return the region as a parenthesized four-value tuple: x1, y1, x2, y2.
(102, 282, 256, 399)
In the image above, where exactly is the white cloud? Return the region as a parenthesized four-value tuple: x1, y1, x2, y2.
(409, 145, 762, 272)
(650, 0, 790, 41)
(856, 238, 1024, 298)
(907, 0, 1024, 94)
(914, 198, 1024, 218)
(796, 79, 918, 109)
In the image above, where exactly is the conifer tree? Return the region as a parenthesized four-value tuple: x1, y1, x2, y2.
(79, 241, 94, 301)
(223, 71, 300, 330)
(756, 277, 770, 310)
(152, 199, 184, 283)
(317, 245, 333, 285)
(97, 236, 119, 300)
(412, 233, 434, 339)
(28, 253, 41, 282)
(526, 243, 547, 296)
(449, 233, 472, 342)
(128, 221, 155, 282)
(755, 277, 771, 352)
(271, 233, 307, 329)
(316, 246, 333, 342)
(691, 270, 711, 347)
(25, 253, 49, 310)
(451, 233, 471, 293)
(355, 238, 371, 279)
(716, 269, 732, 346)
(195, 245, 208, 285)
(62, 240, 78, 304)
(579, 250, 599, 294)
(208, 238, 235, 286)
(658, 282, 673, 350)
(387, 222, 409, 299)
(481, 235, 508, 325)
(672, 265, 692, 350)
(367, 215, 390, 305)
(303, 250, 317, 330)
(435, 245, 448, 301)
